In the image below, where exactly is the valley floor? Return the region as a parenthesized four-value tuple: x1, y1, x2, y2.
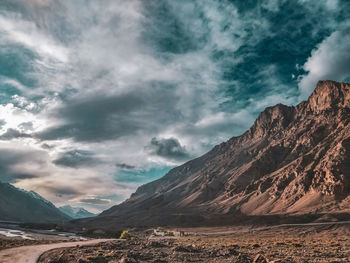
(0, 237, 59, 251)
(0, 227, 84, 251)
(38, 223, 350, 263)
(0, 239, 113, 263)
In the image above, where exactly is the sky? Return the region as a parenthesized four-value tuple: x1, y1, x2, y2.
(0, 0, 349, 213)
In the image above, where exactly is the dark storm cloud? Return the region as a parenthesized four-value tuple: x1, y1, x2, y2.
(146, 137, 190, 161)
(43, 185, 82, 198)
(80, 198, 111, 205)
(53, 150, 99, 168)
(0, 128, 31, 140)
(37, 86, 179, 142)
(116, 163, 136, 170)
(0, 149, 40, 182)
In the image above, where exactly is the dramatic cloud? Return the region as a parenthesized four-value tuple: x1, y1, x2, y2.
(116, 163, 136, 170)
(53, 150, 99, 168)
(37, 88, 178, 142)
(0, 128, 31, 140)
(80, 198, 111, 205)
(298, 28, 350, 98)
(42, 186, 82, 198)
(0, 0, 348, 212)
(146, 137, 190, 162)
(0, 148, 44, 182)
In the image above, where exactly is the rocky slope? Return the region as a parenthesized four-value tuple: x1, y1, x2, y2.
(80, 80, 350, 228)
(0, 182, 71, 223)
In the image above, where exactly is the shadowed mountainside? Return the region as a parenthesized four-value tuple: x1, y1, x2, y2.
(0, 182, 71, 223)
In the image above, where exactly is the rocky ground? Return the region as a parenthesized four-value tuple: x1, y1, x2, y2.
(0, 237, 63, 251)
(38, 224, 350, 263)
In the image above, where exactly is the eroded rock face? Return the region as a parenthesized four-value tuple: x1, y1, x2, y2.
(308, 80, 350, 113)
(82, 80, 350, 227)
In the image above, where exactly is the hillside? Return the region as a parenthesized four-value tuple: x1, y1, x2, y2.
(0, 182, 71, 223)
(78, 80, 350, 228)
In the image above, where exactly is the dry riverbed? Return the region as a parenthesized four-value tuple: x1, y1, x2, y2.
(0, 229, 80, 251)
(38, 224, 350, 262)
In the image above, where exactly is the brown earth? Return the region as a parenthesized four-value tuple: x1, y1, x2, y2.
(0, 239, 112, 263)
(38, 224, 350, 262)
(75, 80, 350, 229)
(0, 238, 60, 251)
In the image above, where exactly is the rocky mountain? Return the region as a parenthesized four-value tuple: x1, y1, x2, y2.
(79, 80, 350, 228)
(0, 182, 71, 223)
(59, 205, 96, 219)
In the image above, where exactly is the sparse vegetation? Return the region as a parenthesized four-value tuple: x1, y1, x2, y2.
(120, 230, 131, 240)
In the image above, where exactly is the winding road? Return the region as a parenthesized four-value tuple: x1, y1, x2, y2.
(0, 239, 116, 263)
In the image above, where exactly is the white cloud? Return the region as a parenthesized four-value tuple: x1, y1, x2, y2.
(298, 0, 339, 10)
(0, 15, 68, 62)
(261, 0, 281, 12)
(0, 104, 41, 133)
(298, 29, 350, 98)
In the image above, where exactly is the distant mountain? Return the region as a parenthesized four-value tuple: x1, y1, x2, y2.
(78, 80, 350, 228)
(0, 182, 71, 223)
(59, 205, 96, 219)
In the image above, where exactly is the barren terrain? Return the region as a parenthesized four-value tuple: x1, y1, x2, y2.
(0, 239, 113, 263)
(38, 223, 350, 263)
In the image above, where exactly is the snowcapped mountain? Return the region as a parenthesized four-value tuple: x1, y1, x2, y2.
(59, 205, 96, 219)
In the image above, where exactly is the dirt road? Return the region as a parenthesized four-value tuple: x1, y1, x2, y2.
(0, 239, 115, 263)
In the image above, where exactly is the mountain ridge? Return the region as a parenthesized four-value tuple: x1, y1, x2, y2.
(0, 182, 71, 223)
(59, 205, 96, 219)
(78, 80, 350, 228)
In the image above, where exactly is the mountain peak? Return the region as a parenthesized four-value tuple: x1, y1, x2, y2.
(59, 205, 96, 219)
(308, 80, 350, 113)
(249, 103, 295, 138)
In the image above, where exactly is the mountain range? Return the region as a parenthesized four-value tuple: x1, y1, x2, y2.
(59, 205, 96, 219)
(0, 182, 70, 223)
(76, 80, 350, 229)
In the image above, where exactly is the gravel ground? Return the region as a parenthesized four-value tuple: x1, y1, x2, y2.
(38, 224, 350, 263)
